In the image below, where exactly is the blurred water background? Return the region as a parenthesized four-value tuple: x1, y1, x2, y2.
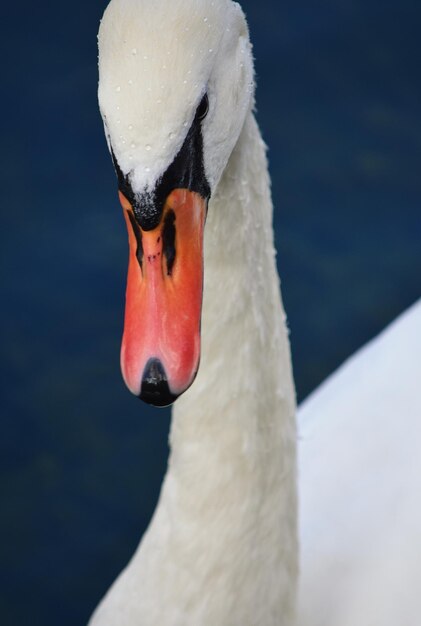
(1, 0, 420, 623)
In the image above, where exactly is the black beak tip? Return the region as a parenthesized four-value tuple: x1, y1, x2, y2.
(139, 358, 178, 407)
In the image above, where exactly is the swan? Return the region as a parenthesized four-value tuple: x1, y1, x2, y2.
(88, 0, 421, 624)
(90, 0, 297, 624)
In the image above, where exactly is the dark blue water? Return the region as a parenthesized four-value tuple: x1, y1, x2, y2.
(1, 1, 420, 624)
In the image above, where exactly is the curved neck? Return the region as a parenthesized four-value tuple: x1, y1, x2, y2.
(112, 113, 298, 626)
(148, 113, 297, 623)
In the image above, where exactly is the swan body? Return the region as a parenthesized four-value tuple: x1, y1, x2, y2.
(90, 0, 297, 624)
(298, 299, 421, 626)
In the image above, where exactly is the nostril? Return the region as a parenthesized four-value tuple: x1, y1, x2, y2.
(140, 358, 178, 407)
(162, 210, 176, 276)
(127, 210, 144, 268)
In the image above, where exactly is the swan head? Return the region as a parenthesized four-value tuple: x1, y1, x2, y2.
(98, 0, 254, 406)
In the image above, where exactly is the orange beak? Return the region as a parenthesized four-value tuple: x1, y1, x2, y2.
(119, 189, 206, 406)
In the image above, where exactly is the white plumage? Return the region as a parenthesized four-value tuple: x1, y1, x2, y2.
(90, 0, 421, 624)
(92, 1, 297, 624)
(98, 0, 253, 194)
(298, 299, 421, 626)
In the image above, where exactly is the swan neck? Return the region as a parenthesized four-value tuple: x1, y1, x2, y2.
(117, 113, 299, 626)
(152, 112, 299, 621)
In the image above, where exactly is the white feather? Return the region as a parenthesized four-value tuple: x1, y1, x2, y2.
(298, 299, 421, 626)
(98, 0, 253, 193)
(91, 1, 421, 625)
(91, 1, 298, 624)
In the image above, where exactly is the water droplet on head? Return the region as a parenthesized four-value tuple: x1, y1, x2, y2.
(128, 79, 133, 85)
(131, 142, 136, 149)
(145, 144, 151, 151)
(203, 17, 208, 22)
(209, 49, 213, 53)
(116, 105, 120, 110)
(117, 119, 121, 124)
(169, 132, 175, 140)
(145, 166, 150, 172)
(143, 55, 148, 60)
(128, 124, 133, 130)
(132, 48, 137, 55)
(116, 86, 121, 92)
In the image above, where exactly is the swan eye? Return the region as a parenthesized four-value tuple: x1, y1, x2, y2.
(196, 93, 209, 121)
